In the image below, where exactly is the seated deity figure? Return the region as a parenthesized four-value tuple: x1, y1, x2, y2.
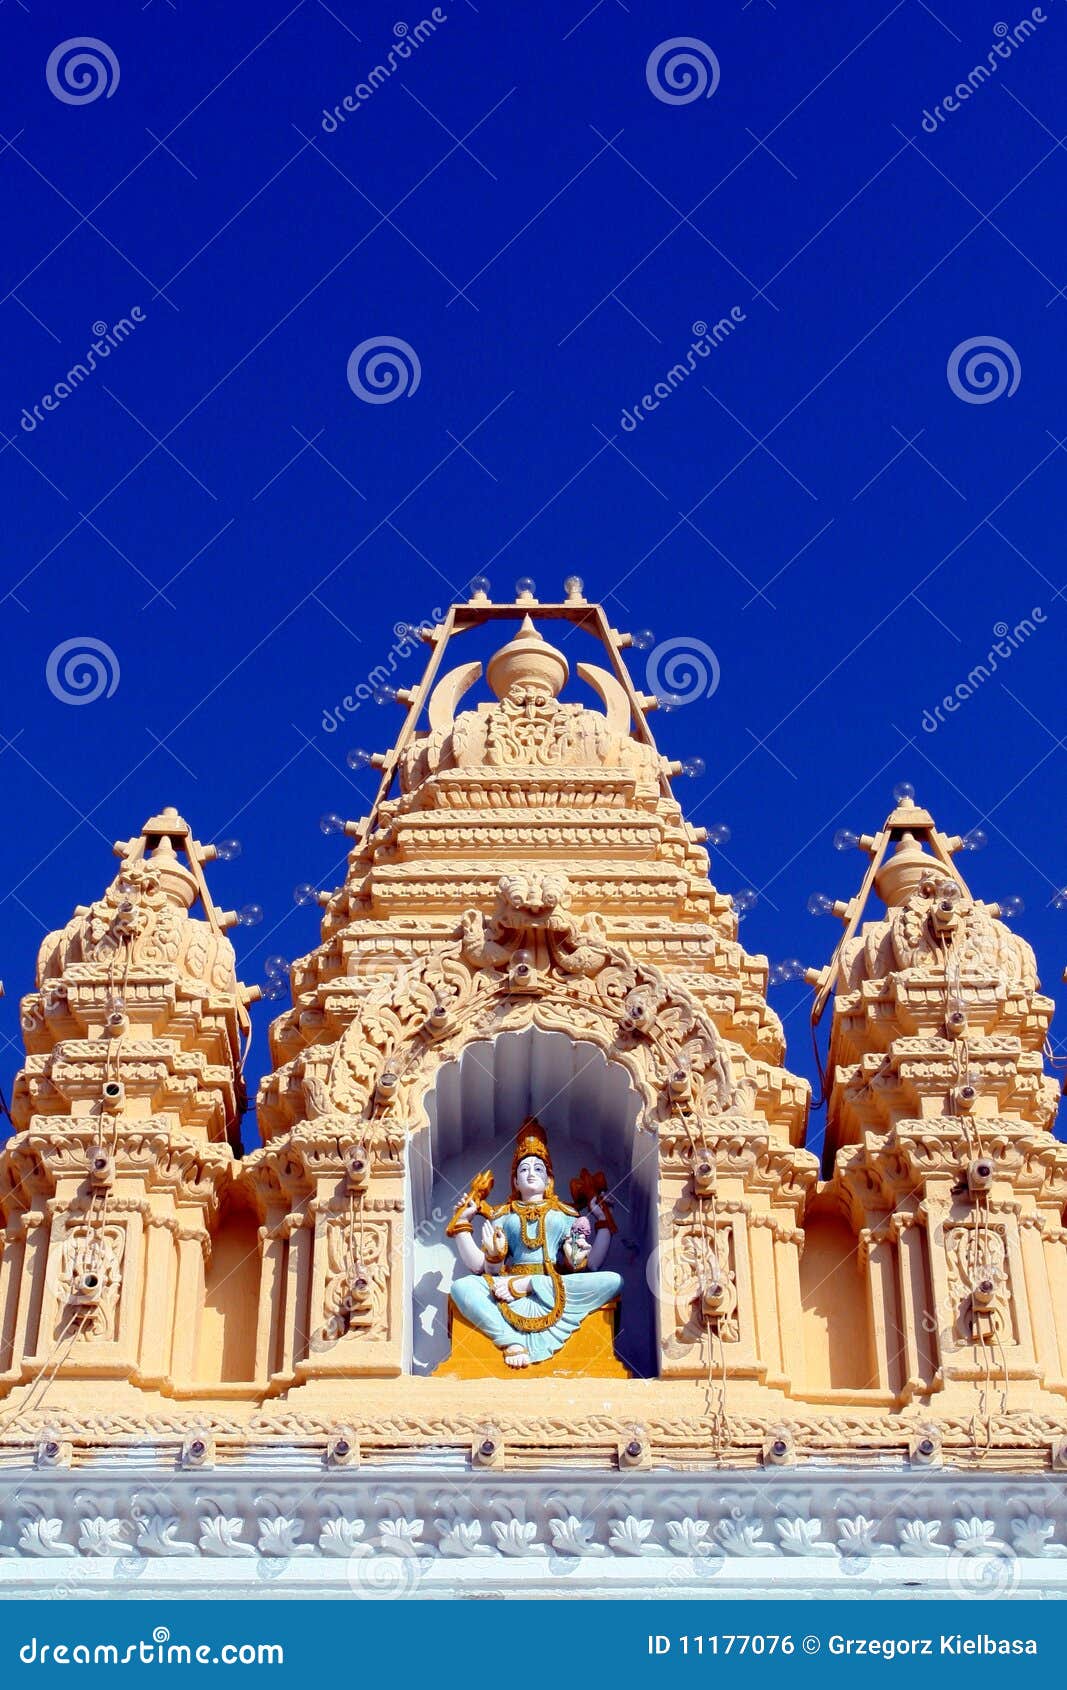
(446, 1122, 622, 1370)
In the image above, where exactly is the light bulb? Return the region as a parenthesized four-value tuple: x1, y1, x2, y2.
(631, 628, 655, 651)
(262, 977, 288, 1001)
(769, 958, 805, 986)
(108, 994, 125, 1013)
(346, 747, 373, 770)
(373, 684, 399, 705)
(807, 891, 833, 916)
(707, 823, 730, 846)
(998, 894, 1024, 919)
(215, 838, 241, 862)
(962, 827, 988, 852)
(238, 903, 263, 927)
(1054, 888, 1067, 911)
(655, 692, 682, 714)
(563, 574, 584, 598)
(470, 575, 491, 597)
(319, 812, 345, 836)
(681, 755, 706, 778)
(893, 781, 916, 805)
(834, 829, 860, 852)
(294, 882, 318, 906)
(515, 576, 536, 598)
(264, 955, 289, 978)
(732, 889, 757, 914)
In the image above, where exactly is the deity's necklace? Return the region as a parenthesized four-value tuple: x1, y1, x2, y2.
(488, 1199, 567, 1336)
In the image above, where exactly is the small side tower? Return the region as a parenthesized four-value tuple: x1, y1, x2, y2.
(815, 793, 1067, 1430)
(0, 808, 255, 1405)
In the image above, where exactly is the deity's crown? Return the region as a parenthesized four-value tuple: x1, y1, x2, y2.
(511, 1118, 553, 1192)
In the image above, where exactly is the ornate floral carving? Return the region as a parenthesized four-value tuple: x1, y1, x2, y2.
(256, 1515, 313, 1557)
(713, 1508, 776, 1557)
(59, 1222, 125, 1340)
(665, 1518, 718, 1558)
(18, 1517, 73, 1557)
(318, 1517, 370, 1557)
(77, 1516, 131, 1556)
(134, 1514, 197, 1556)
(548, 1514, 607, 1556)
(36, 848, 237, 999)
(943, 1223, 1013, 1346)
(319, 1216, 389, 1344)
(672, 1219, 739, 1345)
(843, 873, 1036, 992)
(199, 1515, 255, 1557)
(264, 931, 739, 1147)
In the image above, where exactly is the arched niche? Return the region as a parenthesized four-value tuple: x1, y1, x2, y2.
(405, 1027, 657, 1378)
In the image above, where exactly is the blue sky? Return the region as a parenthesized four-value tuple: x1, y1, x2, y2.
(2, 0, 1066, 1148)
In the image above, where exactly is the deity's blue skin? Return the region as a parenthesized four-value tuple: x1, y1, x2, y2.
(449, 1153, 620, 1369)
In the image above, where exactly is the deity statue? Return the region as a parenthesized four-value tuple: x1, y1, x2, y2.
(446, 1122, 622, 1370)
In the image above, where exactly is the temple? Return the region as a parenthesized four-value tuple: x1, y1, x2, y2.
(1, 586, 1066, 1598)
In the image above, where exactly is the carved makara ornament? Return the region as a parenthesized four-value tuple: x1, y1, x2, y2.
(460, 871, 614, 978)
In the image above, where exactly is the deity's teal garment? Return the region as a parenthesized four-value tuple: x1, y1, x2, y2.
(449, 1203, 621, 1363)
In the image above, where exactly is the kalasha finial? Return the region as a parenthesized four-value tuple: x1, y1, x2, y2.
(874, 831, 937, 908)
(486, 616, 569, 699)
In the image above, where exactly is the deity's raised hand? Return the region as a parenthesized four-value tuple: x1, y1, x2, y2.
(480, 1220, 508, 1262)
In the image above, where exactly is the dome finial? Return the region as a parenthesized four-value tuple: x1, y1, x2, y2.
(486, 617, 569, 699)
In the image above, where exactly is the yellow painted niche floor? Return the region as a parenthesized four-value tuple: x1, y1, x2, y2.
(435, 1303, 631, 1379)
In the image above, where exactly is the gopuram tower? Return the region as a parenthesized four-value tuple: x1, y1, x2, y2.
(1, 588, 1066, 1598)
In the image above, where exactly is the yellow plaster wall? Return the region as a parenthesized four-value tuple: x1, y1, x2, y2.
(799, 1209, 873, 1392)
(196, 1197, 261, 1385)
